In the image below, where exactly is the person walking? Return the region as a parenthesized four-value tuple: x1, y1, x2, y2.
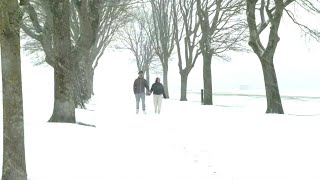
(150, 77, 166, 114)
(133, 70, 150, 114)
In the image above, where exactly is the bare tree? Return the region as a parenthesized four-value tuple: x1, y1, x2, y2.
(21, 0, 133, 110)
(87, 0, 133, 95)
(0, 0, 28, 179)
(150, 0, 176, 99)
(69, 0, 100, 109)
(119, 6, 157, 85)
(20, 0, 134, 122)
(286, 0, 320, 42)
(246, 0, 286, 114)
(173, 0, 201, 101)
(90, 1, 133, 71)
(246, 0, 320, 114)
(21, 0, 55, 66)
(196, 0, 247, 105)
(49, 0, 75, 122)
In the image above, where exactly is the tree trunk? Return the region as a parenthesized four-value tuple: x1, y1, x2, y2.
(71, 0, 99, 108)
(180, 71, 188, 101)
(146, 68, 150, 87)
(49, 0, 75, 123)
(202, 53, 213, 105)
(260, 57, 284, 114)
(49, 80, 76, 123)
(88, 67, 94, 96)
(49, 59, 75, 123)
(163, 62, 169, 99)
(73, 59, 91, 108)
(1, 1, 27, 179)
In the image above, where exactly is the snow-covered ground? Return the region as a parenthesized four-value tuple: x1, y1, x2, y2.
(0, 49, 320, 180)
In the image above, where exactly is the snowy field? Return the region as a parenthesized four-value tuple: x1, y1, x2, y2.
(0, 49, 320, 180)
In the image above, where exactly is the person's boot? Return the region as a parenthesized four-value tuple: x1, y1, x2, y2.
(136, 109, 139, 114)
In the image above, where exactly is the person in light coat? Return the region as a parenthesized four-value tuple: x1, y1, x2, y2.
(150, 77, 166, 114)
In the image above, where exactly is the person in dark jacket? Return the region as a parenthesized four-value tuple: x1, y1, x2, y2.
(133, 70, 150, 114)
(150, 77, 166, 114)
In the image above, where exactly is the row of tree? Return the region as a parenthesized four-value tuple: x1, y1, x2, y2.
(0, 0, 319, 178)
(120, 0, 320, 114)
(21, 0, 135, 123)
(0, 0, 132, 178)
(17, 0, 320, 124)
